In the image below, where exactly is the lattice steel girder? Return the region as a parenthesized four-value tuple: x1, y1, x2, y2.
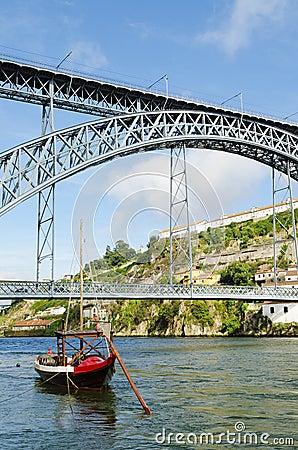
(0, 58, 208, 117)
(170, 145, 193, 284)
(0, 281, 297, 301)
(36, 99, 55, 282)
(1, 110, 298, 216)
(1, 57, 298, 141)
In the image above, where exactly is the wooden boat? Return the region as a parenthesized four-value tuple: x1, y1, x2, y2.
(34, 220, 116, 390)
(34, 220, 151, 413)
(34, 324, 116, 390)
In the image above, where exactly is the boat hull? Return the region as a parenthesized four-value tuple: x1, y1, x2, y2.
(34, 356, 116, 390)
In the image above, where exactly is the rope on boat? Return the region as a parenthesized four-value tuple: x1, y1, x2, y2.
(66, 368, 79, 390)
(0, 371, 60, 404)
(66, 367, 81, 418)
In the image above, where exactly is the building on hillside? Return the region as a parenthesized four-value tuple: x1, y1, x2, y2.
(177, 268, 220, 285)
(285, 266, 298, 283)
(158, 198, 298, 240)
(36, 306, 66, 317)
(159, 220, 208, 240)
(255, 266, 298, 288)
(262, 303, 298, 323)
(11, 319, 55, 332)
(255, 268, 287, 286)
(83, 302, 108, 322)
(62, 274, 73, 281)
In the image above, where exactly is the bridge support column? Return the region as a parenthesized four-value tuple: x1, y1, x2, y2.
(272, 165, 298, 287)
(36, 185, 55, 281)
(36, 80, 55, 282)
(169, 143, 193, 285)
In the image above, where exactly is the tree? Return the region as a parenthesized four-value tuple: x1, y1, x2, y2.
(277, 244, 289, 268)
(115, 240, 136, 260)
(85, 258, 108, 272)
(73, 270, 91, 282)
(103, 242, 128, 267)
(220, 262, 254, 286)
(102, 240, 137, 268)
(191, 300, 214, 327)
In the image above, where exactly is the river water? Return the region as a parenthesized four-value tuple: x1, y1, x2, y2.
(0, 337, 297, 450)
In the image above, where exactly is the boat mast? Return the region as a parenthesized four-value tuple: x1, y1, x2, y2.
(80, 219, 84, 331)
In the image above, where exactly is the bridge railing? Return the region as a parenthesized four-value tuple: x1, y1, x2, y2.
(0, 281, 297, 301)
(192, 284, 298, 299)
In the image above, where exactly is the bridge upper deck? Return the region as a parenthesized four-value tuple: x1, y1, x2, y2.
(0, 57, 298, 138)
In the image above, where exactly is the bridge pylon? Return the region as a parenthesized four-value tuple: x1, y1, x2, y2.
(272, 164, 298, 287)
(169, 143, 193, 285)
(36, 79, 55, 282)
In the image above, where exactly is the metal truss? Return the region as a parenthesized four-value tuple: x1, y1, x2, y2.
(272, 165, 298, 286)
(1, 110, 298, 216)
(36, 186, 55, 280)
(169, 144, 192, 284)
(0, 280, 297, 302)
(0, 58, 203, 117)
(36, 83, 55, 281)
(1, 57, 298, 147)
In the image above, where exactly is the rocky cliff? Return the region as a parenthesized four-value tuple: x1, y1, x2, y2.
(110, 299, 298, 337)
(1, 298, 297, 338)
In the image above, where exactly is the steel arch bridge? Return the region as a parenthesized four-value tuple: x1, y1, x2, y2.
(1, 57, 298, 214)
(1, 109, 298, 215)
(0, 57, 298, 301)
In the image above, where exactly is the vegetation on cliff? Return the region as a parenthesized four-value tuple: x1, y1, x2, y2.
(110, 298, 297, 337)
(1, 209, 297, 337)
(79, 208, 298, 286)
(220, 262, 255, 285)
(1, 295, 296, 338)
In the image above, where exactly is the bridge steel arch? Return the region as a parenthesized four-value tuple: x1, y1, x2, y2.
(1, 109, 298, 216)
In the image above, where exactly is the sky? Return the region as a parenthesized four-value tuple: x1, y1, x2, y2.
(0, 0, 298, 280)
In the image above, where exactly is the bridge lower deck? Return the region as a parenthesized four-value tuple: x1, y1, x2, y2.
(0, 281, 297, 302)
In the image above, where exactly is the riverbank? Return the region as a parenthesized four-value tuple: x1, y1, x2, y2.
(1, 298, 297, 338)
(112, 299, 298, 337)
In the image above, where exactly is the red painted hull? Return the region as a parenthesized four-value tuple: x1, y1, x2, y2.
(35, 355, 116, 390)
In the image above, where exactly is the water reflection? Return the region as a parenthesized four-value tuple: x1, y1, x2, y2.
(35, 381, 117, 427)
(1, 337, 297, 450)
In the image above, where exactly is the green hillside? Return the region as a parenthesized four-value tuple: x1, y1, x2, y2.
(2, 209, 297, 338)
(81, 208, 298, 285)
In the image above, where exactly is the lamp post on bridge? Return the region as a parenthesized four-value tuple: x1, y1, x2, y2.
(220, 91, 243, 112)
(147, 74, 169, 96)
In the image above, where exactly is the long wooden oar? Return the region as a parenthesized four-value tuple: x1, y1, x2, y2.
(106, 336, 152, 415)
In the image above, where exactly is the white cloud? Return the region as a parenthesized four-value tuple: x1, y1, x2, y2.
(198, 0, 288, 54)
(71, 149, 269, 257)
(102, 150, 268, 218)
(71, 40, 107, 69)
(128, 21, 152, 39)
(188, 149, 268, 212)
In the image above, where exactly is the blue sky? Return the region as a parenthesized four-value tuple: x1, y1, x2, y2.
(0, 0, 298, 280)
